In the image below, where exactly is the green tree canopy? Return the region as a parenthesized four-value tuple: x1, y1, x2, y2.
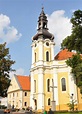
(61, 10, 82, 54)
(61, 10, 82, 94)
(0, 42, 15, 97)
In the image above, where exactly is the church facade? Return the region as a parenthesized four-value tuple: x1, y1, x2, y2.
(30, 8, 82, 112)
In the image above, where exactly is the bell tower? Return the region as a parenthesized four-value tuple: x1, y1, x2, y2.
(30, 8, 55, 111)
(38, 7, 48, 30)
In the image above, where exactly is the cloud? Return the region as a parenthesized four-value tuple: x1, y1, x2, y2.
(47, 10, 72, 54)
(0, 14, 22, 44)
(9, 68, 25, 79)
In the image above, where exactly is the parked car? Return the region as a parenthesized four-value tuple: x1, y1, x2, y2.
(4, 108, 10, 113)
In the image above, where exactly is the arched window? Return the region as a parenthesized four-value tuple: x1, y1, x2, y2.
(46, 51, 49, 61)
(47, 79, 50, 92)
(13, 93, 14, 97)
(24, 102, 27, 106)
(48, 98, 50, 105)
(52, 79, 54, 85)
(61, 78, 66, 91)
(35, 52, 36, 62)
(25, 92, 27, 96)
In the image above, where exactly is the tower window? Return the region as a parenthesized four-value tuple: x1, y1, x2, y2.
(61, 78, 66, 91)
(43, 22, 46, 29)
(47, 79, 50, 92)
(35, 52, 36, 62)
(48, 98, 50, 105)
(46, 51, 49, 61)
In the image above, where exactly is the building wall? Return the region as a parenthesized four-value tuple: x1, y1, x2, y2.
(31, 50, 82, 112)
(7, 76, 30, 109)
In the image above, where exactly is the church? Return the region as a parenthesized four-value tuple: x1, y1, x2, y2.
(7, 8, 82, 112)
(30, 8, 82, 112)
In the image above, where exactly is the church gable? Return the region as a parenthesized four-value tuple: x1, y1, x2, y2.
(8, 75, 30, 93)
(7, 75, 21, 93)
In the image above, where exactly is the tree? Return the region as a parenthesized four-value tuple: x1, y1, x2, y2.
(66, 54, 82, 93)
(61, 10, 82, 93)
(61, 10, 82, 53)
(0, 42, 15, 97)
(67, 94, 77, 112)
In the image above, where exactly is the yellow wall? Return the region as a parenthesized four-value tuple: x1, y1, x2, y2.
(77, 88, 82, 110)
(57, 72, 70, 110)
(22, 91, 30, 109)
(44, 72, 52, 111)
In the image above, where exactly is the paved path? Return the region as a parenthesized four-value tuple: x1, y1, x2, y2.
(11, 111, 31, 114)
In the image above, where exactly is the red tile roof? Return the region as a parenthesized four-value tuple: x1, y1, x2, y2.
(16, 75, 30, 91)
(55, 49, 75, 60)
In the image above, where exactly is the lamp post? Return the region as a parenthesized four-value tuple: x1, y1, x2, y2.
(71, 94, 74, 111)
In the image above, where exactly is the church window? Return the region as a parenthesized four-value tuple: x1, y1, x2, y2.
(13, 93, 14, 97)
(52, 79, 54, 84)
(35, 52, 36, 62)
(34, 80, 36, 93)
(24, 102, 27, 106)
(47, 79, 50, 92)
(46, 51, 49, 61)
(17, 93, 18, 97)
(25, 92, 27, 96)
(61, 78, 66, 91)
(48, 98, 50, 105)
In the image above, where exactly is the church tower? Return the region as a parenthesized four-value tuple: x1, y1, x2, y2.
(30, 8, 55, 111)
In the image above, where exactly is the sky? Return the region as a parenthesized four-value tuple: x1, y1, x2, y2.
(0, 0, 82, 77)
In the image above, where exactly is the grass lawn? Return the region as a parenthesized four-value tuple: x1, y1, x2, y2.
(55, 112, 82, 114)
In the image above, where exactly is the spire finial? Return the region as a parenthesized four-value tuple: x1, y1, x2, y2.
(42, 3, 44, 9)
(41, 3, 44, 13)
(42, 6, 44, 11)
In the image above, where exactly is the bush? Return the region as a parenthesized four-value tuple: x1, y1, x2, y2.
(0, 105, 7, 109)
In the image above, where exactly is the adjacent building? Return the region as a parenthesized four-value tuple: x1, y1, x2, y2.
(7, 75, 30, 109)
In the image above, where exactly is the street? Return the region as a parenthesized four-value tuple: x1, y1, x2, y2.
(0, 109, 32, 114)
(0, 109, 4, 114)
(0, 109, 12, 114)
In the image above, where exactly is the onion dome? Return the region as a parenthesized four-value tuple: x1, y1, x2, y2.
(32, 7, 54, 41)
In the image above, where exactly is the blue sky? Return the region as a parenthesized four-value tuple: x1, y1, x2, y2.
(0, 0, 82, 77)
